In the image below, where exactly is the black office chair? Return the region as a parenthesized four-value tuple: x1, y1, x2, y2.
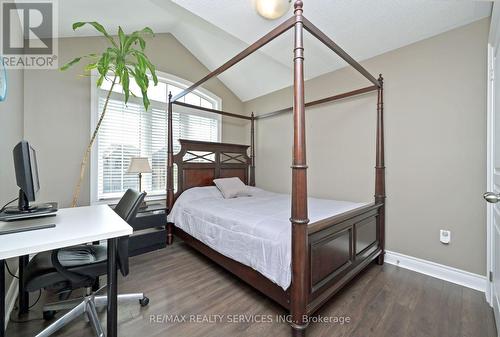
(23, 189, 149, 337)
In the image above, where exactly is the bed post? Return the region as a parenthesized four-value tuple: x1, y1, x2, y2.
(250, 112, 256, 186)
(166, 92, 174, 245)
(290, 1, 309, 336)
(375, 74, 385, 264)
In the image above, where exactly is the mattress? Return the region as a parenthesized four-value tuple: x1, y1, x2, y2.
(167, 186, 366, 290)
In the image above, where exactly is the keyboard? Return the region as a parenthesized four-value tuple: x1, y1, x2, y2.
(0, 222, 56, 235)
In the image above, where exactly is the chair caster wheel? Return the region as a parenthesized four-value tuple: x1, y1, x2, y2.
(43, 310, 56, 321)
(139, 297, 150, 307)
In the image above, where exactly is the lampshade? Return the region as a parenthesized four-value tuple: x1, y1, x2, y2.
(127, 157, 152, 174)
(255, 0, 291, 20)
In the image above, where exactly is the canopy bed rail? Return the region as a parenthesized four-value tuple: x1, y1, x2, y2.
(256, 85, 378, 120)
(165, 1, 385, 336)
(172, 101, 253, 120)
(171, 16, 297, 103)
(170, 9, 379, 104)
(301, 17, 380, 87)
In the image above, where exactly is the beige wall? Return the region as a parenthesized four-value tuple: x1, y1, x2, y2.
(23, 33, 246, 208)
(0, 11, 24, 314)
(244, 19, 489, 275)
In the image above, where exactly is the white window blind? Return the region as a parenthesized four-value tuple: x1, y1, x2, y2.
(93, 72, 221, 201)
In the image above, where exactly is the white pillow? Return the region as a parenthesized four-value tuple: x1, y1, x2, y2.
(213, 177, 249, 199)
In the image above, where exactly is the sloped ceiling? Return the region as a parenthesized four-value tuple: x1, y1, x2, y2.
(59, 0, 492, 102)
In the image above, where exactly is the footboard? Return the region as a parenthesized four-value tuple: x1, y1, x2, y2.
(306, 203, 383, 314)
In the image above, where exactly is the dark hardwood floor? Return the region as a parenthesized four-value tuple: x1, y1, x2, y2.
(6, 241, 497, 337)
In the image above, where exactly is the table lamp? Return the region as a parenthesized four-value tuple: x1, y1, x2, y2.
(127, 157, 151, 208)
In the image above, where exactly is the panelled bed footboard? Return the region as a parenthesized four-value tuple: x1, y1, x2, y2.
(169, 201, 384, 316)
(306, 202, 383, 314)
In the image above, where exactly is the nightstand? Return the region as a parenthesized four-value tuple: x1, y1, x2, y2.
(128, 202, 168, 256)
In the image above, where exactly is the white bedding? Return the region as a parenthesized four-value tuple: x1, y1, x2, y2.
(167, 186, 366, 290)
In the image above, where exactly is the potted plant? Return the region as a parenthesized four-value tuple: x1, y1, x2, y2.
(61, 22, 158, 207)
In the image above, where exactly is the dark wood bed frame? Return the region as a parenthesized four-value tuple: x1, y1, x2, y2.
(165, 2, 385, 336)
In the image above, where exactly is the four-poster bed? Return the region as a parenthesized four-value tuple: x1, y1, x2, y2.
(165, 1, 385, 336)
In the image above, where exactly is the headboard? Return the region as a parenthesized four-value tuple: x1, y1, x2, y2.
(172, 139, 252, 201)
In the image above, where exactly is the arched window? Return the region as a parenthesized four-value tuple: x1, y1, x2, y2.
(90, 71, 221, 203)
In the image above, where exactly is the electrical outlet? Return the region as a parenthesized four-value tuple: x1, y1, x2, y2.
(440, 230, 451, 244)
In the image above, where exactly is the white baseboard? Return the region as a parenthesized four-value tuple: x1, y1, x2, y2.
(4, 272, 19, 330)
(385, 250, 487, 292)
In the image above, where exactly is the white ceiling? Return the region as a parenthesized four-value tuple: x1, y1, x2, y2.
(58, 0, 492, 102)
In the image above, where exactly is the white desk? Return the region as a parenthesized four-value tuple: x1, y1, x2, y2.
(0, 205, 133, 337)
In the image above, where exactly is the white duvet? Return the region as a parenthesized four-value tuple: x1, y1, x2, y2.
(167, 186, 366, 290)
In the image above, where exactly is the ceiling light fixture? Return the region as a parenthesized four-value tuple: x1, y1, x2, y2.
(255, 0, 292, 20)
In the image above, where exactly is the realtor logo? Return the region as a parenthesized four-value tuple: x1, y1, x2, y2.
(1, 0, 58, 69)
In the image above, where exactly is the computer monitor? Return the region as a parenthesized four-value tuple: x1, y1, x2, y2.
(0, 140, 57, 222)
(13, 140, 40, 211)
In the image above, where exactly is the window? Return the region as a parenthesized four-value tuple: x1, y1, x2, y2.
(90, 71, 221, 203)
